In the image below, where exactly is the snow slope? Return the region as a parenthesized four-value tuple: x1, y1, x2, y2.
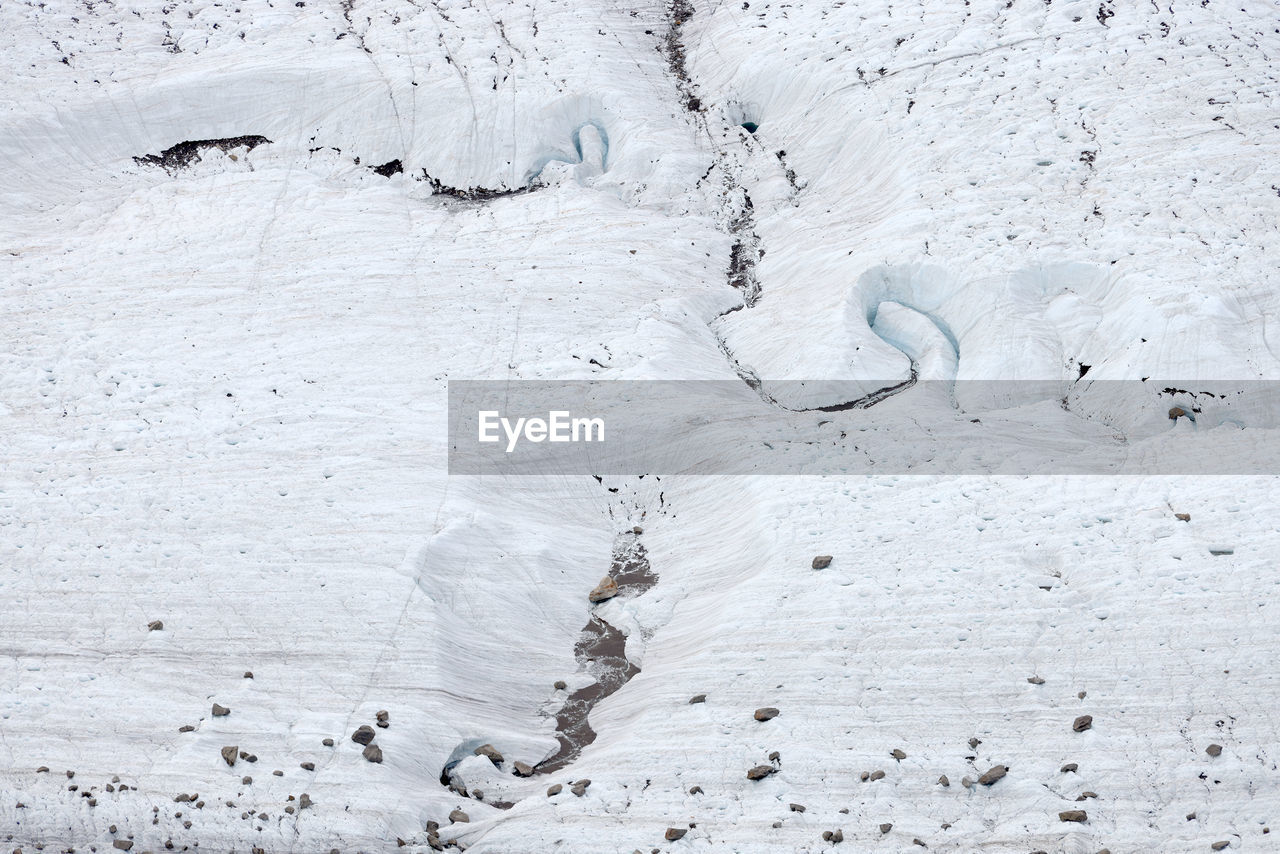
(2, 0, 1279, 851)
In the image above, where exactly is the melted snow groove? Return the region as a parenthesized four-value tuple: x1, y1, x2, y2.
(536, 534, 654, 775)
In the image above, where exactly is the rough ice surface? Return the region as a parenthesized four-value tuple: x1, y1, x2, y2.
(2, 0, 1279, 852)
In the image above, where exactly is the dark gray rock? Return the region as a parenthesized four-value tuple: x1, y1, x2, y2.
(1072, 715, 1093, 732)
(211, 703, 230, 717)
(351, 725, 376, 745)
(1059, 810, 1088, 823)
(362, 744, 383, 763)
(747, 765, 776, 780)
(664, 828, 687, 841)
(221, 746, 238, 767)
(978, 765, 1007, 785)
(812, 555, 833, 569)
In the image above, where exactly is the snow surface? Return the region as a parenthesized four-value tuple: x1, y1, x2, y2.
(2, 0, 1280, 851)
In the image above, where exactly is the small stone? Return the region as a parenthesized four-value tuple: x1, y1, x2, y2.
(449, 809, 469, 823)
(1059, 810, 1088, 823)
(913, 839, 926, 847)
(211, 703, 230, 717)
(588, 575, 618, 603)
(880, 823, 893, 834)
(1061, 763, 1078, 773)
(285, 806, 295, 814)
(67, 771, 75, 779)
(513, 761, 535, 777)
(768, 750, 780, 762)
(1187, 812, 1197, 821)
(179, 725, 194, 733)
(789, 803, 805, 812)
(746, 765, 776, 780)
(937, 775, 949, 787)
(689, 694, 706, 704)
(322, 738, 334, 747)
(113, 841, 133, 851)
(148, 620, 164, 631)
(968, 737, 981, 748)
(811, 555, 832, 569)
(242, 776, 252, 785)
(571, 779, 591, 796)
(221, 746, 238, 767)
(1169, 406, 1188, 420)
(362, 744, 383, 763)
(244, 753, 257, 762)
(1072, 715, 1093, 732)
(300, 762, 314, 771)
(869, 770, 885, 781)
(689, 786, 703, 794)
(830, 829, 844, 843)
(376, 710, 389, 722)
(554, 680, 567, 690)
(1211, 843, 1230, 851)
(1175, 512, 1191, 522)
(632, 526, 643, 534)
(1028, 676, 1045, 684)
(1078, 691, 1087, 699)
(978, 765, 1007, 786)
(891, 749, 907, 760)
(36, 766, 48, 772)
(1206, 744, 1222, 757)
(546, 784, 562, 796)
(243, 671, 253, 678)
(753, 707, 780, 722)
(1076, 791, 1098, 800)
(961, 776, 974, 789)
(664, 828, 687, 842)
(860, 771, 870, 781)
(351, 725, 376, 745)
(474, 744, 504, 764)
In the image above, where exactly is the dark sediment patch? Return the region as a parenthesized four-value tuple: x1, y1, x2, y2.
(133, 136, 272, 171)
(420, 170, 540, 202)
(535, 534, 655, 774)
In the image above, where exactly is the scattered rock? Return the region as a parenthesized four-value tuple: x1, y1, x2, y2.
(1073, 715, 1093, 732)
(301, 762, 315, 771)
(937, 775, 950, 787)
(860, 771, 870, 781)
(179, 725, 194, 733)
(1059, 810, 1088, 823)
(588, 575, 618, 603)
(1061, 763, 1079, 773)
(880, 823, 893, 834)
(363, 744, 383, 763)
(664, 828, 687, 841)
(212, 703, 230, 717)
(242, 776, 252, 784)
(1206, 744, 1223, 757)
(243, 671, 253, 679)
(789, 803, 805, 812)
(220, 746, 238, 767)
(755, 707, 780, 722)
(1079, 691, 1087, 699)
(1175, 512, 1191, 522)
(1188, 812, 1197, 821)
(571, 779, 591, 796)
(376, 710, 389, 727)
(449, 808, 470, 824)
(299, 793, 312, 810)
(475, 744, 504, 765)
(968, 737, 981, 748)
(272, 770, 283, 776)
(148, 620, 164, 631)
(689, 694, 706, 704)
(1169, 406, 1188, 420)
(1077, 791, 1097, 800)
(747, 765, 777, 780)
(554, 680, 567, 690)
(113, 841, 133, 851)
(768, 751, 780, 762)
(961, 776, 975, 789)
(546, 784, 562, 796)
(978, 765, 1007, 786)
(351, 725, 376, 745)
(869, 769, 885, 781)
(1028, 675, 1045, 684)
(812, 555, 833, 569)
(513, 761, 535, 777)
(36, 766, 48, 772)
(1211, 843, 1230, 851)
(891, 749, 907, 760)
(322, 738, 334, 747)
(689, 786, 703, 794)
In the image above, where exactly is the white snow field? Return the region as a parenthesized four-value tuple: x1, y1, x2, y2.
(3, 0, 1280, 851)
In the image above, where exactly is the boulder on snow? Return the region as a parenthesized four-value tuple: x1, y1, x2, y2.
(362, 744, 383, 763)
(747, 765, 776, 780)
(664, 828, 687, 841)
(220, 746, 238, 767)
(513, 761, 535, 777)
(1059, 809, 1088, 823)
(211, 703, 230, 717)
(754, 707, 780, 721)
(812, 555, 832, 569)
(588, 575, 618, 603)
(474, 744, 504, 765)
(449, 808, 470, 823)
(1073, 714, 1093, 732)
(1206, 744, 1223, 757)
(978, 765, 1007, 785)
(351, 725, 376, 745)
(148, 620, 164, 631)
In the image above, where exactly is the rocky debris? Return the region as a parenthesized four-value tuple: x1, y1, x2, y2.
(220, 746, 238, 767)
(789, 803, 805, 812)
(242, 776, 252, 784)
(134, 136, 272, 171)
(148, 620, 164, 631)
(869, 769, 885, 781)
(1073, 715, 1093, 732)
(296, 792, 313, 811)
(689, 785, 703, 794)
(179, 725, 195, 733)
(978, 765, 1007, 785)
(1061, 763, 1079, 773)
(546, 784, 562, 797)
(880, 823, 893, 834)
(821, 829, 844, 843)
(554, 680, 567, 690)
(689, 694, 706, 704)
(891, 749, 907, 760)
(351, 725, 376, 745)
(754, 707, 780, 722)
(571, 779, 591, 796)
(768, 751, 781, 762)
(1211, 842, 1230, 851)
(513, 761, 535, 777)
(961, 776, 975, 789)
(968, 737, 981, 748)
(322, 738, 334, 747)
(1206, 744, 1223, 757)
(1059, 810, 1088, 823)
(363, 744, 383, 763)
(212, 703, 231, 717)
(588, 575, 618, 603)
(938, 775, 950, 787)
(747, 764, 777, 780)
(1079, 691, 1087, 699)
(1175, 512, 1191, 522)
(242, 752, 258, 762)
(113, 841, 133, 851)
(475, 744, 504, 765)
(1028, 675, 1045, 684)
(664, 828, 687, 841)
(1077, 791, 1098, 800)
(449, 808, 470, 823)
(300, 762, 315, 771)
(376, 710, 390, 728)
(913, 839, 926, 847)
(812, 555, 833, 569)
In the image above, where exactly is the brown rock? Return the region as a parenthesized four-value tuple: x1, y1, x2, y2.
(571, 779, 591, 796)
(351, 725, 376, 745)
(1073, 715, 1093, 732)
(449, 808, 469, 823)
(1059, 810, 1088, 823)
(322, 738, 334, 747)
(1169, 406, 1188, 420)
(747, 765, 777, 780)
(220, 746, 238, 767)
(513, 761, 535, 777)
(978, 765, 1007, 786)
(179, 725, 194, 733)
(1211, 843, 1230, 851)
(754, 707, 780, 722)
(546, 784, 562, 796)
(880, 823, 893, 834)
(243, 671, 253, 678)
(1206, 744, 1222, 757)
(474, 744, 504, 765)
(362, 744, 383, 763)
(812, 555, 833, 569)
(961, 776, 975, 788)
(299, 793, 313, 810)
(891, 749, 907, 760)
(869, 769, 885, 781)
(301, 762, 315, 771)
(937, 775, 950, 787)
(113, 841, 133, 851)
(664, 828, 687, 841)
(860, 771, 870, 781)
(1175, 512, 1191, 522)
(212, 703, 230, 717)
(242, 776, 252, 784)
(588, 576, 618, 603)
(148, 620, 164, 631)
(689, 694, 706, 704)
(689, 785, 703, 794)
(554, 680, 567, 690)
